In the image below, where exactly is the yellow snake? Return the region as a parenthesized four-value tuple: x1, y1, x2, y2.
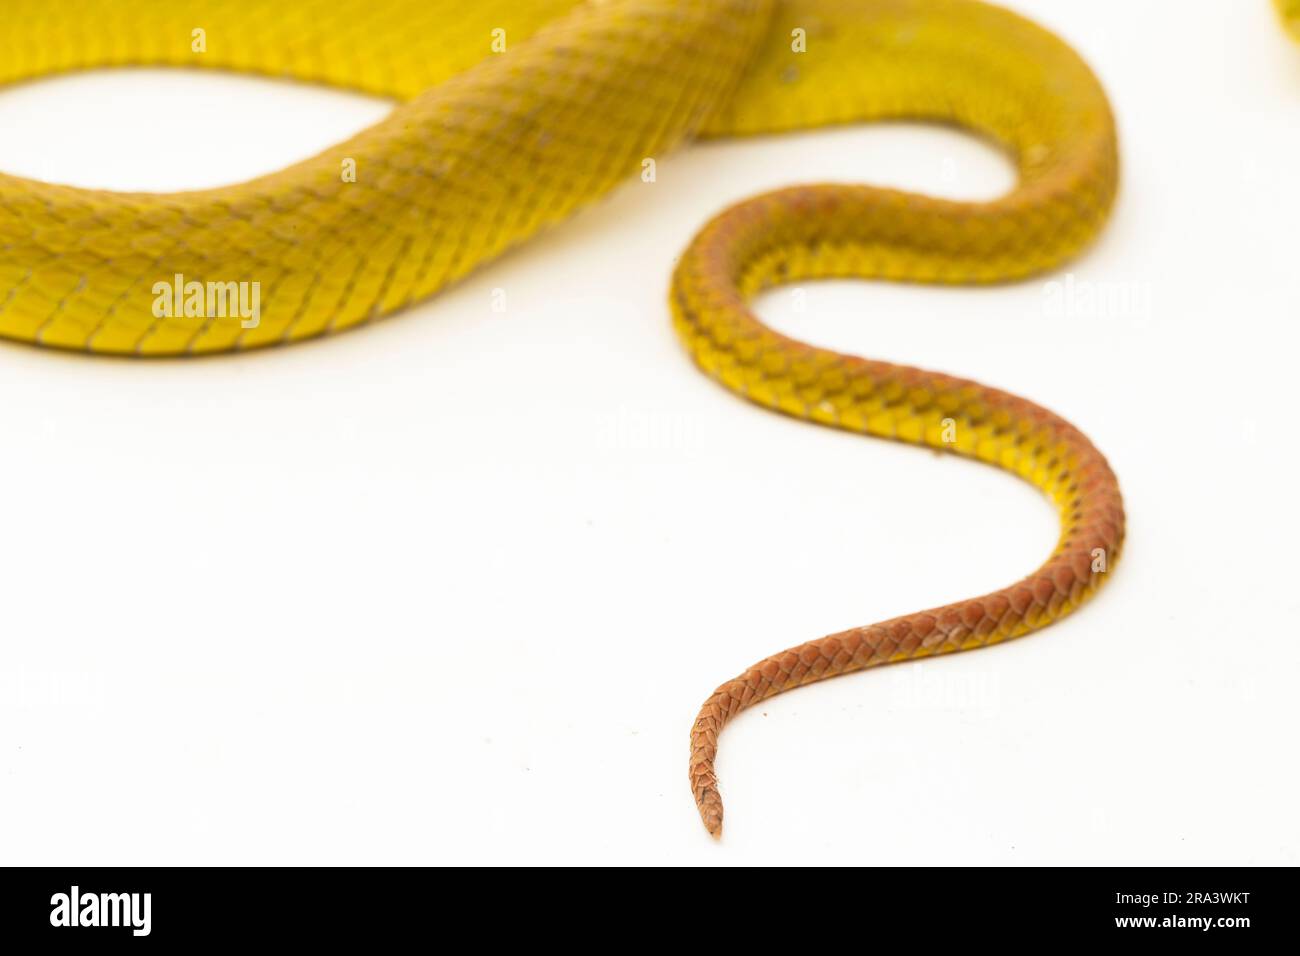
(0, 0, 1135, 836)
(1282, 0, 1300, 39)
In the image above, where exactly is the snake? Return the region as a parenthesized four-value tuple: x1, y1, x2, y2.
(1281, 0, 1300, 38)
(0, 0, 1133, 837)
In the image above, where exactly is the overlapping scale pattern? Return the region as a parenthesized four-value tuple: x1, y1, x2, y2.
(0, 1, 1129, 836)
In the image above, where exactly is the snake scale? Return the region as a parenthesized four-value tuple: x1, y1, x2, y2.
(0, 0, 1138, 837)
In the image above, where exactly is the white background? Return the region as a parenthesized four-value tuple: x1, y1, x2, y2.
(1, 0, 1297, 865)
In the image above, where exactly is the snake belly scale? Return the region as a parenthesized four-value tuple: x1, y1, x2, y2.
(0, 0, 1124, 836)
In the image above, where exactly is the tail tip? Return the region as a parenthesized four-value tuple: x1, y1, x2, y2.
(696, 789, 724, 838)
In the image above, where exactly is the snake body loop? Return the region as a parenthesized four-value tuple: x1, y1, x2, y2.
(0, 0, 1124, 836)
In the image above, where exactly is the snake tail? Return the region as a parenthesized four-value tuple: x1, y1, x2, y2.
(676, 0, 1124, 836)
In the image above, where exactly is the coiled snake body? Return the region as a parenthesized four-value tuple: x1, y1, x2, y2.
(1, 0, 1127, 836)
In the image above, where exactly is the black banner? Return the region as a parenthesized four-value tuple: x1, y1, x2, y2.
(0, 866, 1292, 944)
